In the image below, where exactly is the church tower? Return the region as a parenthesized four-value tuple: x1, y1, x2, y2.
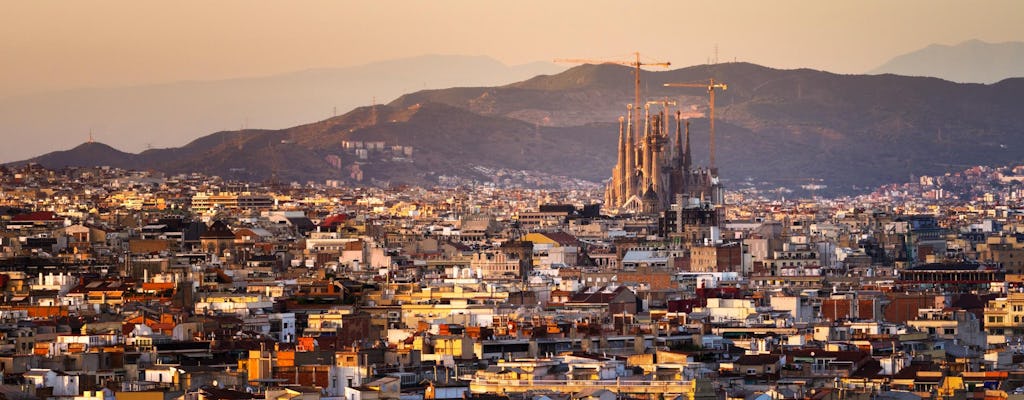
(624, 105, 636, 200)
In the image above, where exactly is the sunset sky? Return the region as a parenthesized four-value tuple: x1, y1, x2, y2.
(2, 0, 1022, 98)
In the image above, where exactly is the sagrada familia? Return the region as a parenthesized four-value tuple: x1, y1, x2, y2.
(603, 104, 723, 214)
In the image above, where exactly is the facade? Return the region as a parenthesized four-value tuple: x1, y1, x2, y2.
(190, 192, 274, 212)
(907, 308, 986, 349)
(659, 199, 723, 245)
(690, 242, 743, 273)
(976, 235, 1024, 274)
(984, 293, 1024, 337)
(469, 250, 523, 281)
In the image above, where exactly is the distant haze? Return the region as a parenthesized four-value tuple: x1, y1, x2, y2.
(0, 55, 562, 162)
(2, 1, 1021, 97)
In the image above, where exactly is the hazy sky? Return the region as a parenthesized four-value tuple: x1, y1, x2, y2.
(1, 0, 1022, 98)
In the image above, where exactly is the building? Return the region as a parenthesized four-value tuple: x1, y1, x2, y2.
(976, 235, 1024, 275)
(659, 198, 723, 246)
(469, 251, 523, 281)
(604, 109, 723, 214)
(199, 220, 235, 257)
(690, 242, 743, 273)
(190, 192, 274, 212)
(907, 308, 986, 349)
(984, 292, 1024, 337)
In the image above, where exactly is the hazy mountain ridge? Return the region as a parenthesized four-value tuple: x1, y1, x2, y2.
(869, 40, 1024, 84)
(24, 102, 617, 184)
(17, 63, 1024, 193)
(0, 54, 564, 163)
(28, 142, 141, 170)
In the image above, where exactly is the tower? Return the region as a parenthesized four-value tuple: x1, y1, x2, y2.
(624, 105, 636, 199)
(649, 112, 663, 207)
(683, 119, 692, 173)
(674, 111, 683, 164)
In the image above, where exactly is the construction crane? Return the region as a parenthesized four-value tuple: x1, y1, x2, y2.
(556, 52, 670, 137)
(644, 99, 677, 109)
(663, 78, 727, 169)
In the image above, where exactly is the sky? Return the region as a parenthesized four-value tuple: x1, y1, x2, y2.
(1, 0, 1022, 98)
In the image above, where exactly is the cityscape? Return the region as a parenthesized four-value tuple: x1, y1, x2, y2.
(2, 3, 1024, 400)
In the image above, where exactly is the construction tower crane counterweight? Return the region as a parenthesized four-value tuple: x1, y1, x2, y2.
(664, 78, 727, 170)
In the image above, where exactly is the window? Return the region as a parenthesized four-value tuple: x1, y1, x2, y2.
(943, 328, 955, 335)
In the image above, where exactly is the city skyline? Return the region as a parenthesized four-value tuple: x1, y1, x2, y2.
(4, 2, 1024, 396)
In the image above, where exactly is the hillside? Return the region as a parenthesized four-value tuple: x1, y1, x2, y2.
(22, 102, 616, 186)
(28, 142, 139, 170)
(16, 62, 1024, 194)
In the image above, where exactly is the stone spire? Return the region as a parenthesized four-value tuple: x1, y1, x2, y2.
(674, 111, 683, 162)
(650, 113, 662, 205)
(683, 119, 692, 173)
(641, 104, 651, 190)
(624, 105, 635, 201)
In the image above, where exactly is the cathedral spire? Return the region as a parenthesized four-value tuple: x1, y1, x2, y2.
(683, 119, 692, 173)
(651, 113, 662, 207)
(624, 105, 635, 201)
(674, 111, 683, 162)
(641, 104, 651, 190)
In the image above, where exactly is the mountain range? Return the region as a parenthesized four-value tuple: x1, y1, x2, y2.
(17, 62, 1024, 194)
(870, 40, 1024, 84)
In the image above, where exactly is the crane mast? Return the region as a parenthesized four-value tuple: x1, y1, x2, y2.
(664, 78, 727, 170)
